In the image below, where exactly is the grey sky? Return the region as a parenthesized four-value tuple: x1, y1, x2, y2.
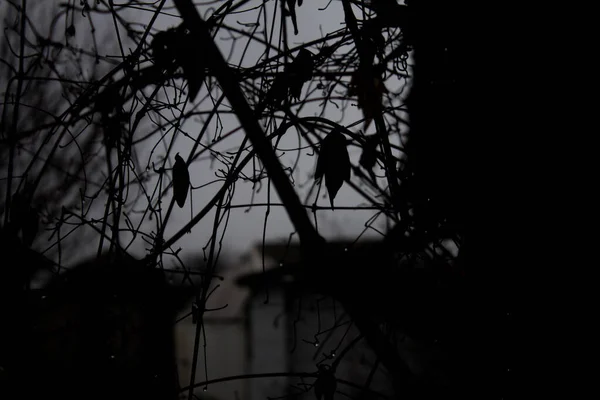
(1, 0, 411, 267)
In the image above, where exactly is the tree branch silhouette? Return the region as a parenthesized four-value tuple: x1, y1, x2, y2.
(0, 0, 478, 398)
(174, 0, 322, 249)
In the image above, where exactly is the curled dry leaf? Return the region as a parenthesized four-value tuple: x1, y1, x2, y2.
(150, 26, 205, 101)
(103, 117, 122, 149)
(348, 68, 388, 129)
(95, 83, 122, 118)
(150, 29, 179, 70)
(176, 28, 205, 101)
(288, 49, 314, 101)
(359, 134, 380, 171)
(66, 24, 76, 37)
(264, 48, 314, 109)
(173, 153, 190, 208)
(264, 72, 289, 110)
(315, 128, 351, 209)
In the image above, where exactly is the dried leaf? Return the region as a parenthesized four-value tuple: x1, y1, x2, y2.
(288, 49, 314, 100)
(103, 117, 122, 149)
(151, 27, 205, 101)
(314, 364, 336, 400)
(66, 24, 76, 37)
(95, 84, 122, 118)
(315, 128, 351, 208)
(264, 72, 289, 110)
(150, 30, 179, 70)
(173, 153, 190, 208)
(359, 134, 379, 170)
(348, 68, 387, 129)
(177, 28, 205, 101)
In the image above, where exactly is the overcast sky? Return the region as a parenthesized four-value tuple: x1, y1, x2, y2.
(150, 1, 407, 263)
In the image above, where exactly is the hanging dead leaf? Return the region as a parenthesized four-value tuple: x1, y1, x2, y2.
(66, 24, 76, 37)
(315, 128, 351, 208)
(95, 83, 122, 119)
(150, 29, 179, 70)
(103, 117, 122, 149)
(288, 49, 314, 101)
(151, 26, 205, 101)
(348, 68, 387, 129)
(176, 27, 205, 101)
(314, 364, 336, 400)
(363, 23, 385, 62)
(173, 153, 190, 208)
(263, 72, 289, 110)
(359, 134, 379, 170)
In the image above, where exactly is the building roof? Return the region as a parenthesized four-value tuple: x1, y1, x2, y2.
(235, 239, 383, 290)
(26, 252, 195, 314)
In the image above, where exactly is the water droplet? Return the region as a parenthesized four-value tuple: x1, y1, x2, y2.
(41, 295, 47, 300)
(331, 352, 336, 358)
(279, 262, 283, 267)
(146, 166, 150, 172)
(203, 387, 208, 392)
(314, 342, 319, 347)
(110, 355, 115, 359)
(344, 247, 348, 252)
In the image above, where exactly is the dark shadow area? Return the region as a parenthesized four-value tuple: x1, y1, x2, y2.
(0, 248, 193, 400)
(0, 0, 513, 399)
